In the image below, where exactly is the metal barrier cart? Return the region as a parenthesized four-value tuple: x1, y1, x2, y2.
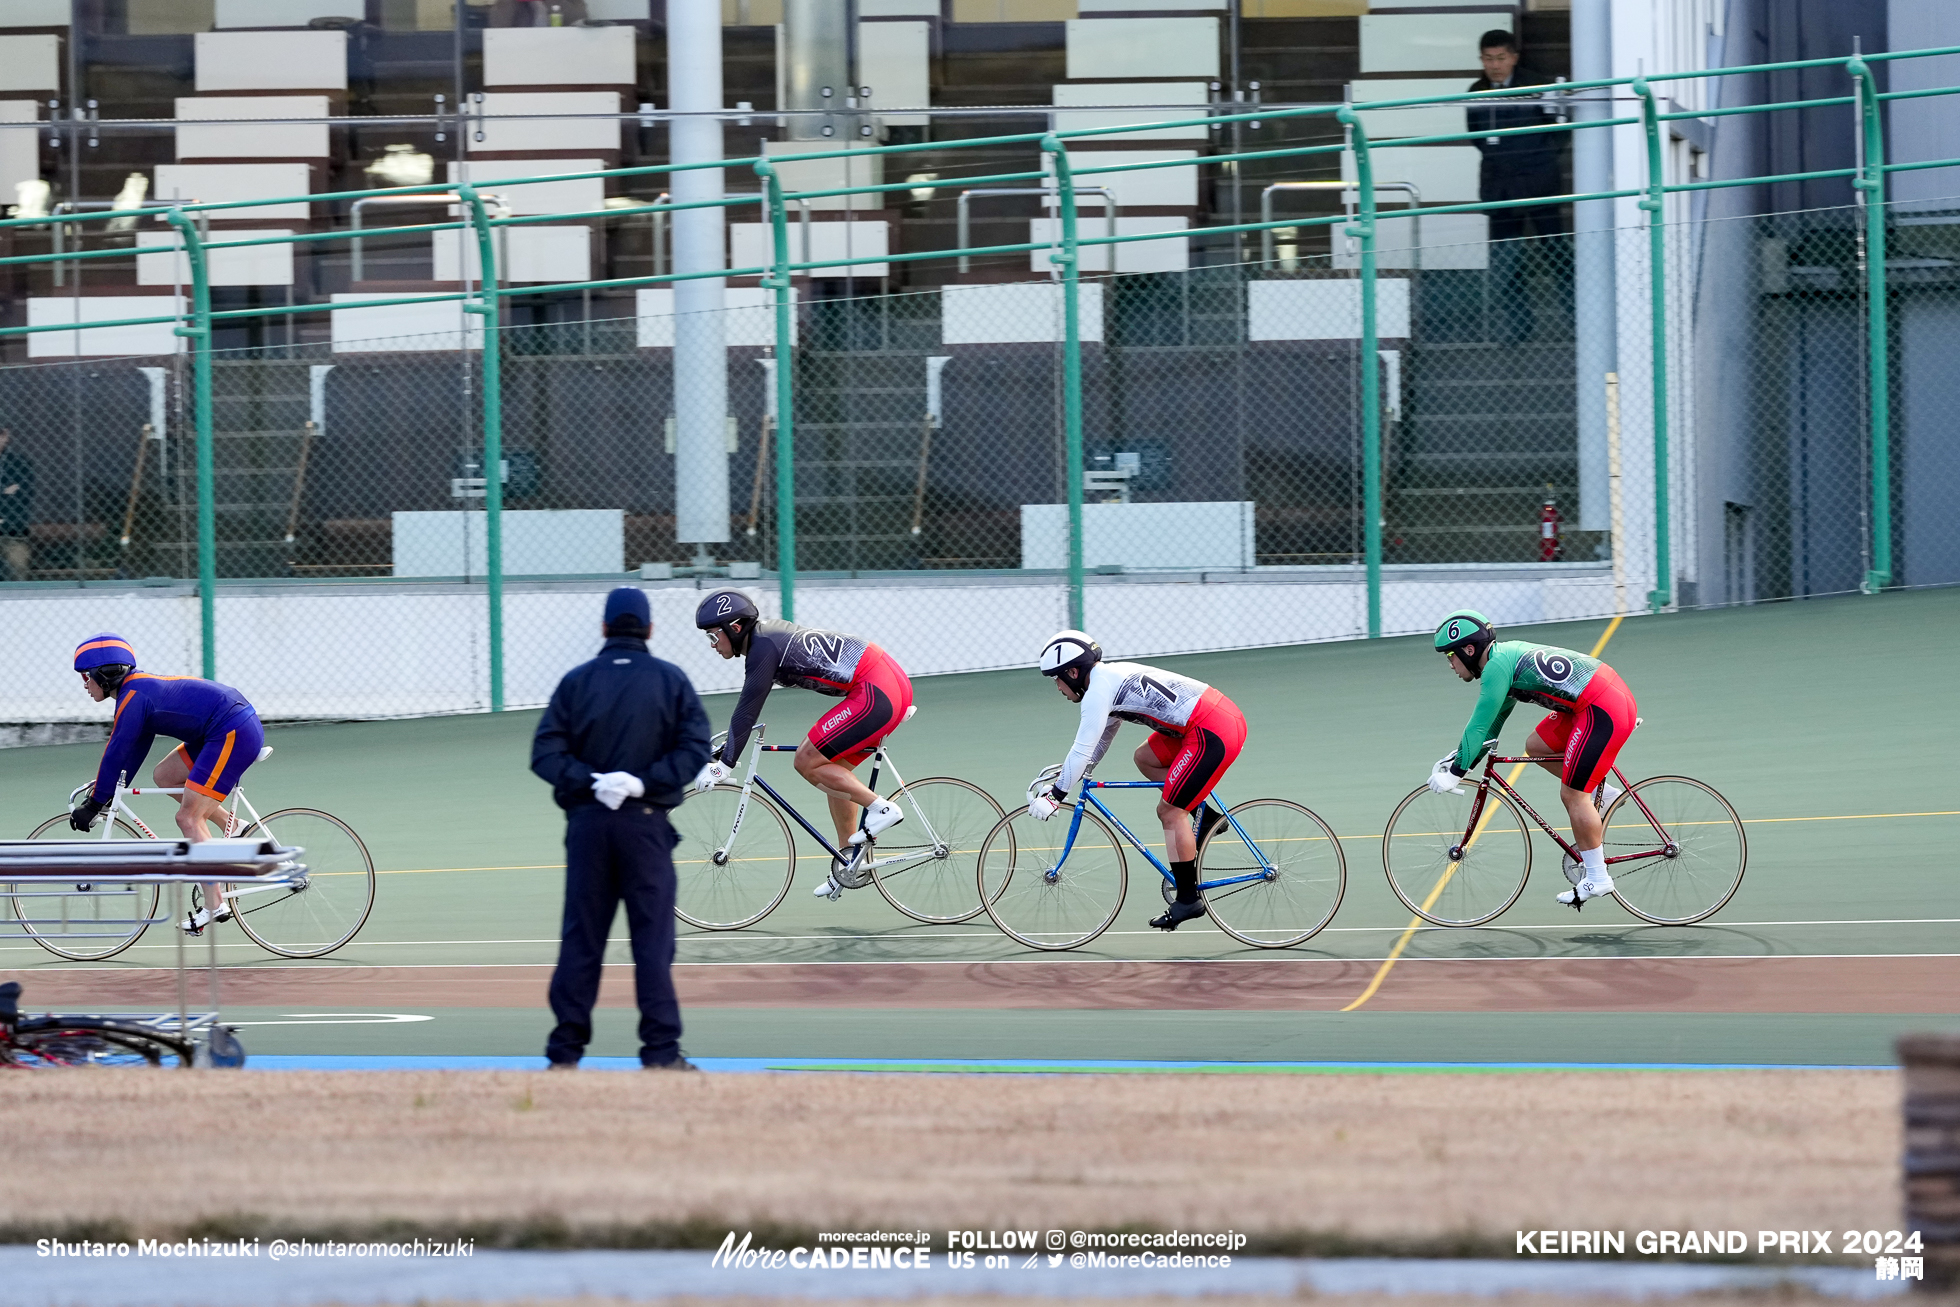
(0, 838, 305, 1066)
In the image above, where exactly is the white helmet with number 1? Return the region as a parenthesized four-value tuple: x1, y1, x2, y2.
(1039, 629, 1102, 694)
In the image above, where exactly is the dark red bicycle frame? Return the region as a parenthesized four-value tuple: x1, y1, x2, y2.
(1454, 756, 1679, 868)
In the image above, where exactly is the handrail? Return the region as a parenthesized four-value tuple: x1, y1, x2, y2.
(956, 187, 1117, 274)
(1259, 181, 1419, 270)
(348, 192, 508, 282)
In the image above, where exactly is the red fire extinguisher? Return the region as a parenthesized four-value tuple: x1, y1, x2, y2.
(1539, 488, 1563, 562)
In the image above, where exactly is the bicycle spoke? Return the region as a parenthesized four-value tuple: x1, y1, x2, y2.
(671, 784, 795, 930)
(234, 810, 376, 959)
(16, 814, 158, 961)
(871, 778, 1004, 924)
(1382, 785, 1532, 927)
(978, 808, 1126, 951)
(1200, 799, 1345, 948)
(1604, 776, 1746, 926)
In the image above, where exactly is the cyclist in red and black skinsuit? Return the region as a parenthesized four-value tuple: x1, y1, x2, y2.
(692, 590, 914, 899)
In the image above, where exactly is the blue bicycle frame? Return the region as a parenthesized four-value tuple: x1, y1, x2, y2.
(1050, 779, 1277, 891)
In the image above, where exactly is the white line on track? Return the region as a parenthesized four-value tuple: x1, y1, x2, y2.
(17, 950, 1960, 974)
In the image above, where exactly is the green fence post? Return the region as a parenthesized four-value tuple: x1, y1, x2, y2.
(756, 158, 797, 621)
(460, 185, 504, 711)
(1338, 106, 1382, 638)
(1041, 134, 1086, 630)
(1633, 78, 1671, 613)
(164, 210, 216, 678)
(1850, 55, 1893, 593)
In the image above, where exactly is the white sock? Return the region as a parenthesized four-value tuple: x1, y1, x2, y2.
(1579, 846, 1608, 884)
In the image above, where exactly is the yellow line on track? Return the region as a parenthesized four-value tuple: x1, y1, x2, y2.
(1342, 614, 1625, 1013)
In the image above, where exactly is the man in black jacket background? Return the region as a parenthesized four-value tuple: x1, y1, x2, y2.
(1469, 30, 1568, 343)
(531, 586, 711, 1070)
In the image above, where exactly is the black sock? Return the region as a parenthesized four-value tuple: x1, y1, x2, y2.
(1171, 859, 1199, 905)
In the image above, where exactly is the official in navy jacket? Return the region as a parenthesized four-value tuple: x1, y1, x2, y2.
(531, 587, 711, 1069)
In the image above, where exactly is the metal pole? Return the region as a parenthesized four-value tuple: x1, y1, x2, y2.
(1042, 134, 1085, 629)
(757, 159, 797, 620)
(1570, 0, 1616, 532)
(460, 185, 504, 711)
(1338, 108, 1382, 638)
(1850, 55, 1892, 593)
(1634, 78, 1670, 613)
(164, 210, 216, 678)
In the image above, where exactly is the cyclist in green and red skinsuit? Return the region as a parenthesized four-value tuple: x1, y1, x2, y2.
(1427, 610, 1638, 910)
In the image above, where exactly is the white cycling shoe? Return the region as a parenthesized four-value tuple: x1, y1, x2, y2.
(813, 875, 844, 901)
(1556, 872, 1617, 909)
(179, 903, 233, 933)
(847, 799, 904, 846)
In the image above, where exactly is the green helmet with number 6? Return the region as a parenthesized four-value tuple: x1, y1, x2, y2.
(1433, 609, 1495, 669)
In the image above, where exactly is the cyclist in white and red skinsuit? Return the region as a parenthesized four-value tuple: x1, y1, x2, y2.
(1032, 630, 1248, 931)
(692, 590, 914, 899)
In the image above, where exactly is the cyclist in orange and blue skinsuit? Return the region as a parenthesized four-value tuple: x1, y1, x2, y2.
(72, 633, 265, 931)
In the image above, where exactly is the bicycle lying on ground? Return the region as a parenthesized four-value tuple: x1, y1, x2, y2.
(0, 981, 228, 1069)
(974, 771, 1346, 951)
(1382, 743, 1746, 927)
(10, 748, 376, 961)
(668, 721, 1005, 929)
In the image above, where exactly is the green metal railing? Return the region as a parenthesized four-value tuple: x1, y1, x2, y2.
(4, 43, 1955, 705)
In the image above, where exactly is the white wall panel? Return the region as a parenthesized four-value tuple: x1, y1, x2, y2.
(1246, 278, 1411, 341)
(760, 140, 884, 212)
(1072, 149, 1198, 207)
(152, 163, 313, 217)
(394, 510, 623, 578)
(27, 296, 185, 358)
(434, 225, 592, 283)
(175, 96, 331, 159)
(0, 1, 70, 25)
(214, 0, 362, 25)
(586, 0, 651, 15)
(730, 219, 889, 278)
(635, 287, 795, 348)
(329, 294, 482, 353)
(859, 20, 930, 126)
(0, 99, 36, 196)
(1353, 78, 1468, 139)
(482, 27, 636, 87)
(194, 31, 347, 91)
(138, 229, 295, 286)
(859, 0, 937, 13)
(446, 159, 604, 216)
(0, 34, 59, 91)
(1332, 211, 1489, 270)
(1064, 17, 1218, 79)
(1053, 82, 1209, 143)
(1341, 144, 1481, 202)
(941, 282, 1105, 345)
(1022, 502, 1251, 570)
(1358, 13, 1492, 74)
(470, 92, 622, 154)
(1030, 215, 1187, 273)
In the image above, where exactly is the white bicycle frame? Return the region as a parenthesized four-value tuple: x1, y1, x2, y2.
(709, 723, 955, 873)
(65, 777, 308, 908)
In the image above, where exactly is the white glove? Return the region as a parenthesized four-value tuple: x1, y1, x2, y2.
(1028, 788, 1065, 822)
(591, 771, 646, 811)
(1426, 756, 1464, 796)
(693, 760, 730, 793)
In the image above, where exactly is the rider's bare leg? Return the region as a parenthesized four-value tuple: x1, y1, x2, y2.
(795, 742, 876, 847)
(1525, 735, 1602, 851)
(1132, 741, 1195, 863)
(154, 748, 230, 913)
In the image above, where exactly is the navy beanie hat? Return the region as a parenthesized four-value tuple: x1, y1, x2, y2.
(604, 587, 652, 633)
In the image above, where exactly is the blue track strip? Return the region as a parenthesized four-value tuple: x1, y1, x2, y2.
(244, 1055, 1887, 1073)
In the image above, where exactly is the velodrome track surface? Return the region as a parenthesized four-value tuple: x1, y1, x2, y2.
(4, 590, 1956, 1067)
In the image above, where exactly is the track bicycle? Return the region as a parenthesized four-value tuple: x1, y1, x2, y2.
(974, 772, 1346, 951)
(668, 721, 1005, 930)
(0, 982, 198, 1069)
(9, 749, 376, 961)
(1382, 742, 1746, 928)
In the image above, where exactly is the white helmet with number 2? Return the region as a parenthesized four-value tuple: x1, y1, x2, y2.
(1039, 629, 1102, 693)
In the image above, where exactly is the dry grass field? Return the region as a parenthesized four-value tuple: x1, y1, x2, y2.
(0, 1068, 1904, 1253)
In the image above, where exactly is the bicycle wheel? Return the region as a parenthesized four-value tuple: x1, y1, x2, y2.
(1200, 799, 1347, 948)
(1602, 776, 1747, 926)
(5, 1018, 194, 1068)
(870, 777, 1006, 924)
(13, 814, 159, 961)
(1382, 784, 1532, 927)
(977, 806, 1127, 951)
(233, 809, 376, 959)
(671, 784, 796, 930)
